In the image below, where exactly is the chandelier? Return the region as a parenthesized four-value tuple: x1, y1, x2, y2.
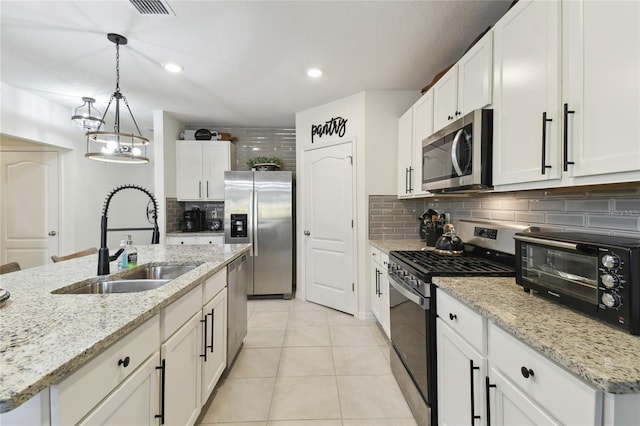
(71, 97, 104, 131)
(85, 33, 149, 164)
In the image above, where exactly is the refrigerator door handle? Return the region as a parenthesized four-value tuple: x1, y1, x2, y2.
(253, 190, 259, 256)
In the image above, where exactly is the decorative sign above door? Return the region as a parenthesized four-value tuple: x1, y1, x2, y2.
(311, 116, 348, 143)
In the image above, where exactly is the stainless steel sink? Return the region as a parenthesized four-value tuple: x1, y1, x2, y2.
(118, 264, 198, 280)
(67, 279, 171, 294)
(53, 264, 199, 294)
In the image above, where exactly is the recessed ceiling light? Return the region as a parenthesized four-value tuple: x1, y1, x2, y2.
(307, 68, 323, 78)
(164, 62, 183, 73)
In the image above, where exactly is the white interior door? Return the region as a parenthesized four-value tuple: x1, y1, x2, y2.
(0, 151, 59, 268)
(303, 141, 355, 315)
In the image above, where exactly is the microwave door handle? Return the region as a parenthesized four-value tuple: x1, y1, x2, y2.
(514, 235, 579, 251)
(451, 129, 465, 176)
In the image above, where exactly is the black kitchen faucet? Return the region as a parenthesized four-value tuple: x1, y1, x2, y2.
(97, 184, 160, 275)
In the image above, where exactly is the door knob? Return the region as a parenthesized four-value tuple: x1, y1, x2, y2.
(48, 231, 57, 236)
(304, 230, 311, 236)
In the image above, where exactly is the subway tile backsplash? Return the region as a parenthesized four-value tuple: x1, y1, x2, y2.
(369, 185, 640, 240)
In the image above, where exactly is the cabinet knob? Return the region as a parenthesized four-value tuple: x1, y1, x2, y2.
(118, 356, 130, 368)
(449, 313, 457, 321)
(520, 366, 534, 379)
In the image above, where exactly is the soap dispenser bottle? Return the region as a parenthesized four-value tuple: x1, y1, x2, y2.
(118, 239, 127, 270)
(126, 235, 138, 268)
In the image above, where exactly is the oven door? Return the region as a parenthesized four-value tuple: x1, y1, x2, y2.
(389, 275, 431, 405)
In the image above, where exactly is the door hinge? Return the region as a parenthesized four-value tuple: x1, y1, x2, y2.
(351, 220, 354, 228)
(352, 283, 355, 292)
(347, 155, 353, 165)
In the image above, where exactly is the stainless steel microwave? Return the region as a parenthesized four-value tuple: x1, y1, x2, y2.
(421, 109, 493, 193)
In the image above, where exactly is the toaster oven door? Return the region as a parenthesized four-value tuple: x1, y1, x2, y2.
(519, 242, 599, 305)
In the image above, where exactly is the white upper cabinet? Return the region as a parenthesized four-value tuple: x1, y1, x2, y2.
(176, 140, 235, 201)
(397, 90, 434, 199)
(492, 0, 561, 187)
(397, 108, 414, 198)
(493, 0, 640, 190)
(411, 91, 434, 197)
(433, 32, 493, 133)
(562, 0, 640, 179)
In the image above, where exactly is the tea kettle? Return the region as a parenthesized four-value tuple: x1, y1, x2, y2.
(434, 223, 464, 255)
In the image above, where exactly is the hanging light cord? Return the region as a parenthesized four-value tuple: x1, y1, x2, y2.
(95, 37, 144, 137)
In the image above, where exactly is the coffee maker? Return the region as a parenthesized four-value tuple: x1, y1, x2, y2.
(181, 208, 206, 232)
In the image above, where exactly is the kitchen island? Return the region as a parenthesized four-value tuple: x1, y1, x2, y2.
(0, 243, 250, 415)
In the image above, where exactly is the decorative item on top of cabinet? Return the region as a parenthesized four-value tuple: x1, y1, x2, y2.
(493, 0, 640, 191)
(433, 31, 493, 133)
(176, 140, 236, 201)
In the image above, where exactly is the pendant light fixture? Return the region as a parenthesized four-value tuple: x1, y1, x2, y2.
(71, 97, 104, 130)
(85, 33, 149, 164)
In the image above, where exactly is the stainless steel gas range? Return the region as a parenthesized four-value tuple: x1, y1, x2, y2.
(388, 220, 531, 426)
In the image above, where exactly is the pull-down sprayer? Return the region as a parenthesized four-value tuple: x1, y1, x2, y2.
(98, 185, 160, 275)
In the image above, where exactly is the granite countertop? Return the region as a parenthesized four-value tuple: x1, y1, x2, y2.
(369, 239, 427, 253)
(434, 277, 640, 394)
(0, 243, 250, 413)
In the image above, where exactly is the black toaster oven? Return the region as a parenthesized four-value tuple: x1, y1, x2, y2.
(515, 232, 640, 334)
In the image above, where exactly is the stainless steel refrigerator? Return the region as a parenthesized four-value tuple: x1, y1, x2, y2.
(224, 171, 293, 298)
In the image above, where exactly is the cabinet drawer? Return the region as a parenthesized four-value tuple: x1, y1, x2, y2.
(437, 290, 485, 352)
(488, 322, 601, 425)
(199, 235, 224, 245)
(167, 236, 198, 245)
(50, 315, 160, 426)
(379, 251, 389, 269)
(162, 285, 202, 341)
(203, 268, 227, 304)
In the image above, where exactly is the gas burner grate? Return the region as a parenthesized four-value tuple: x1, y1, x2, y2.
(392, 250, 515, 277)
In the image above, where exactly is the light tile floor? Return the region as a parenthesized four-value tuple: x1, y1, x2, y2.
(197, 298, 417, 426)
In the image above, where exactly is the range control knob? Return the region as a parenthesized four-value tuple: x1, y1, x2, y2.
(601, 274, 620, 289)
(602, 292, 621, 308)
(602, 254, 619, 269)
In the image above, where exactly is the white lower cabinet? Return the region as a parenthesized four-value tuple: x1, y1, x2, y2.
(166, 235, 224, 245)
(437, 319, 486, 426)
(487, 365, 559, 426)
(161, 312, 203, 426)
(202, 288, 227, 400)
(437, 290, 487, 426)
(79, 353, 160, 425)
(369, 245, 390, 338)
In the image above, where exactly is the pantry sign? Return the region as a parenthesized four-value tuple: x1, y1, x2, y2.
(311, 116, 348, 144)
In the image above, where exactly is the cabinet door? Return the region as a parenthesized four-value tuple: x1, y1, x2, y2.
(203, 141, 230, 200)
(370, 260, 382, 324)
(412, 91, 433, 197)
(161, 312, 202, 426)
(487, 366, 559, 426)
(437, 320, 486, 426)
(433, 66, 459, 132)
(79, 353, 160, 426)
(378, 267, 390, 338)
(458, 32, 493, 115)
(563, 0, 640, 178)
(397, 108, 413, 198)
(177, 141, 204, 200)
(493, 0, 561, 186)
(202, 288, 227, 404)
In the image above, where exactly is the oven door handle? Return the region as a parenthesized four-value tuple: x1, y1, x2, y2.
(389, 277, 425, 306)
(513, 235, 580, 251)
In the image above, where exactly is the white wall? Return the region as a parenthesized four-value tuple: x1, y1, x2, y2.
(0, 83, 155, 257)
(296, 90, 418, 319)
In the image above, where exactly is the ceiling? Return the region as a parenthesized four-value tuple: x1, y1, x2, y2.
(1, 1, 511, 131)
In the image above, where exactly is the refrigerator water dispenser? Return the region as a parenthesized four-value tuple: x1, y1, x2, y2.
(230, 214, 248, 238)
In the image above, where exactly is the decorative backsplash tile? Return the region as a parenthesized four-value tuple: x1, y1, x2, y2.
(369, 184, 640, 240)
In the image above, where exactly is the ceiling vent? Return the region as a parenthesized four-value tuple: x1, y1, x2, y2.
(129, 0, 175, 15)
